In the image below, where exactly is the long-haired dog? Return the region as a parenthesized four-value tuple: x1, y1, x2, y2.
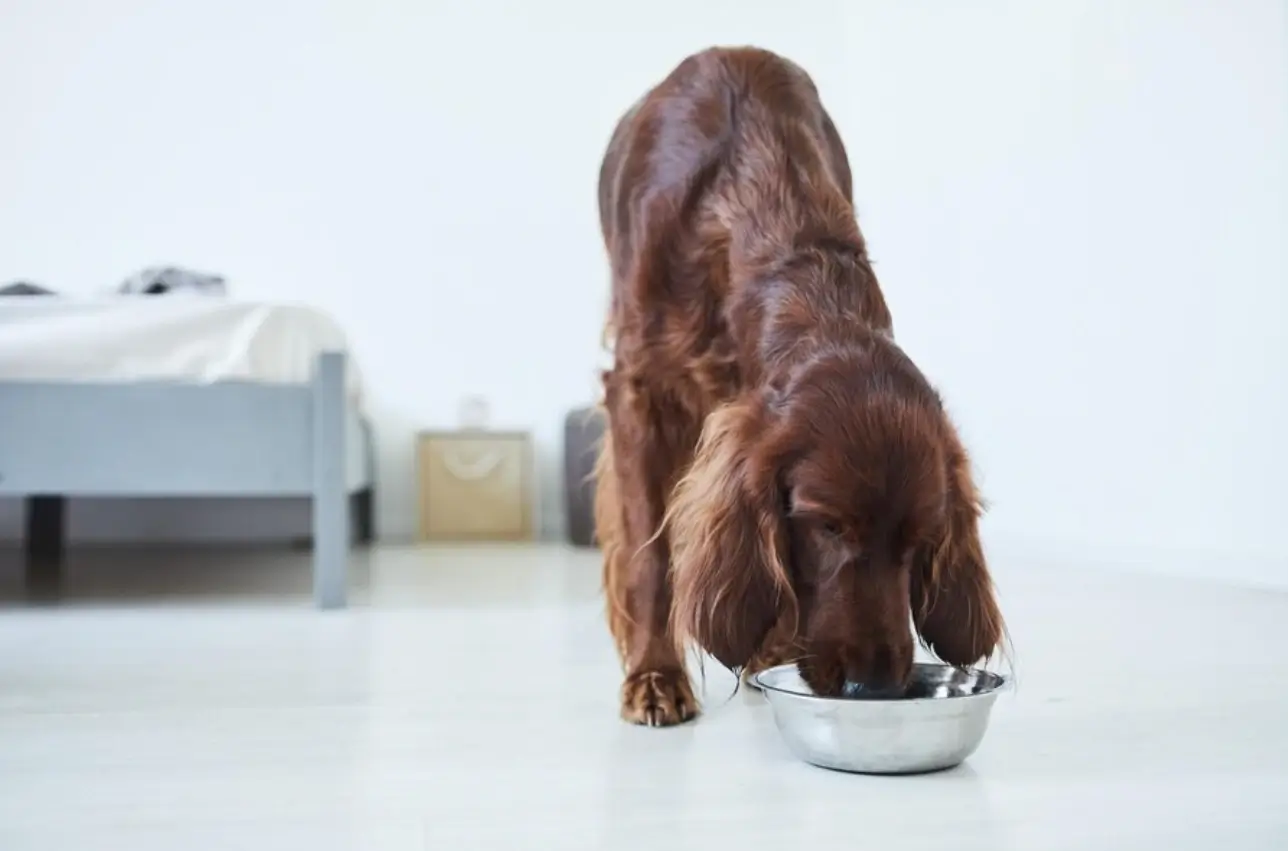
(593, 47, 1006, 726)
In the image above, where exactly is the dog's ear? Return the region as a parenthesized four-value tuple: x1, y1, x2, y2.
(911, 425, 1005, 667)
(667, 395, 794, 670)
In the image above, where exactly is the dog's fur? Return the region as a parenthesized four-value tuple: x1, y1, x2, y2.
(593, 46, 1006, 726)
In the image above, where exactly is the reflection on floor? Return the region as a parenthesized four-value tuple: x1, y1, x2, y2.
(0, 543, 1284, 850)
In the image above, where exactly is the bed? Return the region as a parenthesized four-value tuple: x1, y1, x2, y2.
(0, 295, 375, 609)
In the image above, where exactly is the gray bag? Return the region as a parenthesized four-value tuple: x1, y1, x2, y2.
(563, 406, 605, 547)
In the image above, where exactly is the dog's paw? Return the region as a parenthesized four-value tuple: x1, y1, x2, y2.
(620, 669, 698, 727)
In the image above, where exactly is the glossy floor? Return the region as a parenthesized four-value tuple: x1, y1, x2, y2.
(0, 544, 1284, 849)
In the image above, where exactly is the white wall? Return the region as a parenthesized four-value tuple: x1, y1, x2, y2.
(1, 1, 1284, 586)
(834, 0, 1288, 588)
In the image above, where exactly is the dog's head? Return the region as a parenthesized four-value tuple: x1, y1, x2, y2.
(667, 333, 1004, 696)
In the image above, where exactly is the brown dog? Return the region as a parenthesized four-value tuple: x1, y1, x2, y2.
(593, 46, 1005, 726)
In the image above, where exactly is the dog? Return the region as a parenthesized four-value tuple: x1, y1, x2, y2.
(593, 46, 1006, 726)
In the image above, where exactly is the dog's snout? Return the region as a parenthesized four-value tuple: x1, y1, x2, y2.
(844, 643, 914, 693)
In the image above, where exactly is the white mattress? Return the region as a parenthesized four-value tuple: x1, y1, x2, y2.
(0, 296, 364, 407)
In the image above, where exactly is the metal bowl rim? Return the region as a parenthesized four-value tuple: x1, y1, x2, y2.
(751, 661, 1009, 704)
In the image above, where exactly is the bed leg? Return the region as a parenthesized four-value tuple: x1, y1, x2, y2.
(312, 351, 350, 609)
(24, 495, 66, 592)
(355, 487, 375, 545)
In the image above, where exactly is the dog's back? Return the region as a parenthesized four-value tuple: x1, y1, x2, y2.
(597, 46, 859, 393)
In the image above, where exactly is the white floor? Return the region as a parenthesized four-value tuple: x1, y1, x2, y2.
(0, 543, 1284, 850)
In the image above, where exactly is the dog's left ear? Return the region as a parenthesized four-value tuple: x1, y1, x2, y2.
(911, 425, 1005, 667)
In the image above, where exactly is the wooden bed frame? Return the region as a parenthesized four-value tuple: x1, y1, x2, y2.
(0, 351, 374, 609)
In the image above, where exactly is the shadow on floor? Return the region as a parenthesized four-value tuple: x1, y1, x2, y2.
(0, 543, 604, 610)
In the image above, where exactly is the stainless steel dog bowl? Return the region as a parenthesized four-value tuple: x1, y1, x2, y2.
(752, 662, 1008, 775)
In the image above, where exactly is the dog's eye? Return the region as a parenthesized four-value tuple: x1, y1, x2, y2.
(820, 520, 842, 537)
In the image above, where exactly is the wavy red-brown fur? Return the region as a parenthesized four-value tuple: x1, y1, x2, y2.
(594, 46, 1006, 726)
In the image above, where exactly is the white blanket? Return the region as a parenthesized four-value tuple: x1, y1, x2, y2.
(0, 296, 364, 407)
